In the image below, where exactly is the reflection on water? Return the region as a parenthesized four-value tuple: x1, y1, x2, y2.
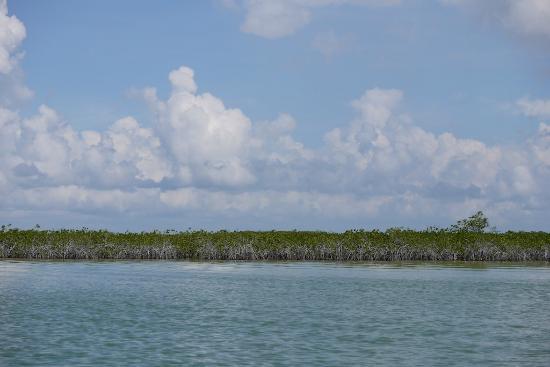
(1, 261, 550, 366)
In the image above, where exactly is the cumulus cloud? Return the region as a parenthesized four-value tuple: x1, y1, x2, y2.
(325, 89, 506, 193)
(1, 62, 549, 229)
(1, 0, 549, 229)
(238, 0, 400, 39)
(0, 105, 173, 191)
(145, 66, 256, 187)
(0, 0, 30, 106)
(0, 0, 25, 74)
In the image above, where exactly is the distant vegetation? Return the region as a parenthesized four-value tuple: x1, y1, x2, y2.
(1, 212, 549, 261)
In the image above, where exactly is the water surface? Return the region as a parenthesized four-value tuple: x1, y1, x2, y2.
(1, 261, 549, 366)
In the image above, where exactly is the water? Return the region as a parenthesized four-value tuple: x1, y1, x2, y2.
(1, 261, 550, 366)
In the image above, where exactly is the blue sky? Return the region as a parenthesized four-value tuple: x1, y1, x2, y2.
(1, 0, 550, 231)
(12, 0, 549, 141)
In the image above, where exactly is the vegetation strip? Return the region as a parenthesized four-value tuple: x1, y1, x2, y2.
(1, 213, 549, 261)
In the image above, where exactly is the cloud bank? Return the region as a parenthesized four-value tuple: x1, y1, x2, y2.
(1, 0, 549, 230)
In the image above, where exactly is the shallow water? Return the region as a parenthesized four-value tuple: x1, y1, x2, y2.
(1, 261, 550, 366)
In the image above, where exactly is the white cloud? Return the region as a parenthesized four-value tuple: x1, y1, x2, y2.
(103, 117, 173, 183)
(0, 68, 32, 105)
(146, 66, 256, 187)
(517, 97, 550, 119)
(0, 103, 174, 191)
(3, 186, 163, 214)
(253, 113, 314, 164)
(0, 0, 30, 106)
(443, 0, 550, 39)
(160, 187, 391, 217)
(239, 0, 400, 39)
(324, 88, 505, 193)
(532, 122, 550, 166)
(0, 0, 25, 74)
(1, 62, 549, 229)
(507, 0, 550, 37)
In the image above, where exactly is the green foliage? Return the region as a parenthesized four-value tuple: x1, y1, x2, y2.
(0, 222, 548, 261)
(450, 211, 489, 233)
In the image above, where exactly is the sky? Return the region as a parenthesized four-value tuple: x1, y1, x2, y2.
(1, 0, 549, 231)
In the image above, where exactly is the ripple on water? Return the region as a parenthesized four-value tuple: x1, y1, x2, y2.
(1, 261, 550, 366)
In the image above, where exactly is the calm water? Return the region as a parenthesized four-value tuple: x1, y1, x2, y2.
(1, 261, 550, 366)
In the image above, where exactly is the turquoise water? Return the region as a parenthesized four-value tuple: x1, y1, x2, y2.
(1, 261, 550, 366)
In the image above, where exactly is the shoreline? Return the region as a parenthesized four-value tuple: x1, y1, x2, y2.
(2, 259, 550, 267)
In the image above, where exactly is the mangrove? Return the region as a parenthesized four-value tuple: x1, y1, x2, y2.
(1, 212, 549, 261)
